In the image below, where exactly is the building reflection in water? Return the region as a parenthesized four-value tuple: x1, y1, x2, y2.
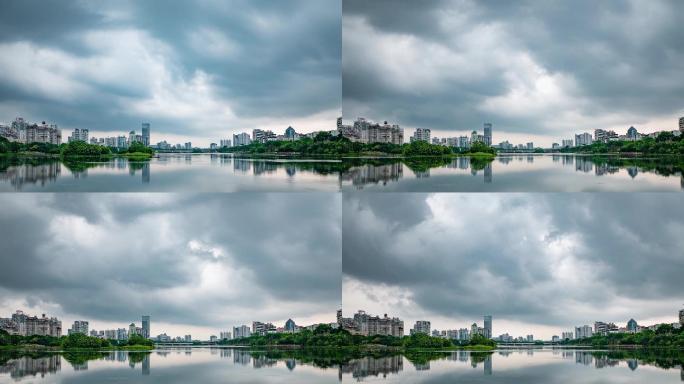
(0, 161, 61, 189)
(0, 355, 61, 380)
(340, 162, 403, 189)
(338, 355, 403, 381)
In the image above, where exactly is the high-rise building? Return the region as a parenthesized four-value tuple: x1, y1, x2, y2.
(471, 323, 479, 337)
(575, 325, 593, 339)
(526, 142, 534, 150)
(679, 308, 684, 326)
(252, 129, 276, 143)
(284, 319, 297, 333)
(68, 128, 89, 143)
(142, 316, 150, 339)
(411, 128, 431, 143)
(219, 331, 232, 340)
(411, 321, 431, 335)
(6, 311, 62, 337)
(141, 123, 150, 146)
(561, 139, 574, 148)
(626, 318, 638, 333)
(483, 123, 492, 146)
(69, 320, 89, 335)
(285, 126, 297, 140)
(129, 323, 137, 337)
(526, 335, 534, 342)
(678, 117, 684, 132)
(575, 132, 593, 147)
(561, 331, 574, 340)
(233, 132, 251, 146)
(354, 118, 403, 145)
(483, 315, 492, 339)
(128, 131, 136, 145)
(349, 310, 403, 337)
(233, 325, 251, 339)
(116, 328, 128, 340)
(627, 126, 639, 140)
(16, 120, 62, 145)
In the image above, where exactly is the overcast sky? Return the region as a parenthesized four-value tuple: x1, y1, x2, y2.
(0, 0, 341, 146)
(343, 0, 684, 147)
(342, 193, 684, 340)
(0, 193, 340, 339)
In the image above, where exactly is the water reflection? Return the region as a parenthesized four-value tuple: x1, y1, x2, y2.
(1, 348, 683, 383)
(0, 154, 683, 191)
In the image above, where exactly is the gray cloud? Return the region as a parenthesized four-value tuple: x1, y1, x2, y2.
(0, 193, 341, 334)
(343, 0, 684, 144)
(342, 193, 684, 332)
(0, 0, 341, 145)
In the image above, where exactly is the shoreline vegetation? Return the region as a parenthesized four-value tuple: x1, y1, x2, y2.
(0, 137, 154, 159)
(558, 132, 684, 156)
(218, 325, 497, 352)
(0, 330, 154, 351)
(561, 326, 684, 349)
(220, 132, 497, 158)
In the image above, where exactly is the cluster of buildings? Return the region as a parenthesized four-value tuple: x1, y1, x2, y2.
(68, 123, 151, 150)
(207, 318, 339, 343)
(337, 310, 404, 337)
(553, 119, 684, 149)
(551, 308, 684, 342)
(408, 315, 494, 342)
(336, 310, 498, 342)
(0, 117, 62, 145)
(66, 315, 151, 342)
(224, 125, 339, 149)
(408, 123, 494, 149)
(0, 310, 62, 337)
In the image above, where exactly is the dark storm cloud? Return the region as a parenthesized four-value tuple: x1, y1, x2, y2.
(342, 193, 684, 326)
(343, 0, 684, 140)
(0, 0, 341, 141)
(0, 194, 340, 328)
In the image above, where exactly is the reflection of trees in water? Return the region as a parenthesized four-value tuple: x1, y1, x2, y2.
(0, 351, 153, 378)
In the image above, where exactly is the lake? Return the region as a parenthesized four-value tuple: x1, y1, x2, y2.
(0, 153, 682, 192)
(0, 348, 682, 383)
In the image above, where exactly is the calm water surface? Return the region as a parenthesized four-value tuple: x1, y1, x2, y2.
(0, 348, 682, 383)
(0, 153, 682, 192)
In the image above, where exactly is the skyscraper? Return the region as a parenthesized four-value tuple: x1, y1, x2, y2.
(679, 117, 684, 132)
(141, 123, 150, 146)
(69, 320, 89, 335)
(679, 308, 684, 326)
(411, 320, 430, 335)
(483, 315, 492, 339)
(483, 123, 492, 146)
(142, 315, 150, 339)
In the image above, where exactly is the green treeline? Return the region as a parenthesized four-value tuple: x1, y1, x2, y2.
(0, 137, 153, 158)
(219, 325, 496, 350)
(562, 325, 684, 348)
(561, 132, 684, 155)
(0, 330, 154, 350)
(221, 132, 496, 157)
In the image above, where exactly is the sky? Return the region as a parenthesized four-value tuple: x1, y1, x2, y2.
(0, 0, 341, 147)
(342, 193, 684, 340)
(0, 193, 341, 340)
(343, 0, 684, 147)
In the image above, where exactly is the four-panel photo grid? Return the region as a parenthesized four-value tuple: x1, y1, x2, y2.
(0, 1, 683, 383)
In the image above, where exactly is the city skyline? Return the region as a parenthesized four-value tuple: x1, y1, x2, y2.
(0, 0, 341, 147)
(343, 0, 684, 147)
(342, 193, 684, 339)
(0, 194, 341, 339)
